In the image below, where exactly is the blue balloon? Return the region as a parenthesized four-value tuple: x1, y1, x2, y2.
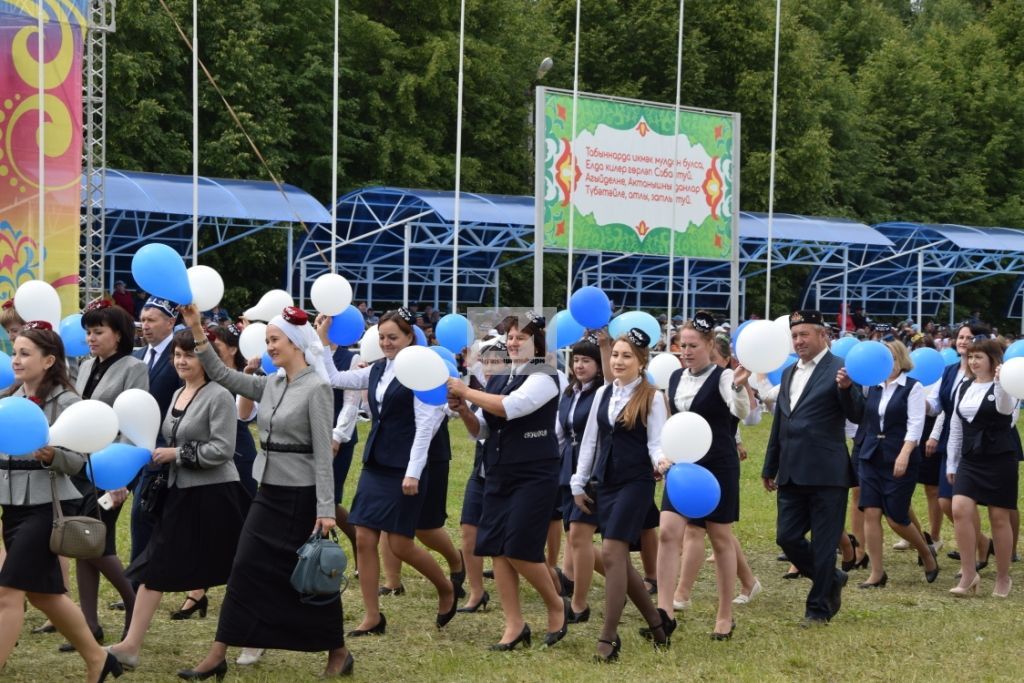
(940, 347, 959, 366)
(766, 353, 798, 386)
(665, 463, 722, 519)
(261, 351, 277, 375)
(0, 396, 50, 455)
(58, 314, 89, 357)
(845, 340, 893, 386)
(608, 311, 660, 348)
(0, 352, 13, 391)
(731, 320, 754, 353)
(831, 336, 859, 359)
(569, 287, 611, 328)
(328, 306, 365, 346)
(1006, 340, 1024, 361)
(413, 361, 459, 406)
(131, 243, 193, 305)
(553, 310, 585, 349)
(435, 314, 472, 354)
(908, 347, 944, 386)
(413, 325, 427, 347)
(87, 443, 153, 490)
(430, 345, 458, 367)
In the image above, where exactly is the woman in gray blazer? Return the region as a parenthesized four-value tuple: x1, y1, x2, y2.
(106, 330, 249, 670)
(0, 324, 123, 681)
(67, 300, 147, 651)
(177, 304, 352, 680)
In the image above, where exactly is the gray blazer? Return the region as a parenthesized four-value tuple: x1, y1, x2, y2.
(75, 355, 149, 405)
(197, 345, 335, 517)
(0, 387, 86, 505)
(162, 382, 240, 488)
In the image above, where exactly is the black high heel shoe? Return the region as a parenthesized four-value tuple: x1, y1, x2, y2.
(858, 572, 888, 589)
(31, 623, 56, 635)
(320, 651, 355, 678)
(377, 584, 405, 596)
(710, 619, 736, 641)
(841, 535, 860, 572)
(555, 567, 575, 598)
(782, 570, 802, 580)
(171, 594, 208, 620)
(976, 539, 996, 571)
(639, 607, 676, 646)
(594, 636, 621, 663)
(437, 593, 458, 629)
(489, 623, 531, 651)
(451, 551, 467, 600)
(176, 659, 227, 681)
(347, 613, 386, 637)
(97, 651, 124, 682)
(60, 625, 103, 653)
(567, 604, 590, 624)
(543, 598, 570, 647)
(923, 546, 940, 583)
(457, 591, 490, 613)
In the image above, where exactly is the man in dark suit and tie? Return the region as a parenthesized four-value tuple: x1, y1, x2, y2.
(129, 298, 183, 570)
(762, 310, 863, 626)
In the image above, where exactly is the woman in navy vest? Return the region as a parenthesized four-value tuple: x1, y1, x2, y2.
(571, 328, 671, 661)
(844, 341, 938, 588)
(947, 338, 1018, 597)
(556, 338, 604, 623)
(316, 308, 457, 636)
(656, 313, 752, 641)
(457, 338, 508, 612)
(926, 323, 994, 568)
(448, 313, 568, 651)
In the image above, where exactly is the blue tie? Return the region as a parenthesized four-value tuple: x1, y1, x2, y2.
(148, 348, 157, 371)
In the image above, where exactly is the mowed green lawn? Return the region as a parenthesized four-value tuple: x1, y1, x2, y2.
(6, 415, 1024, 682)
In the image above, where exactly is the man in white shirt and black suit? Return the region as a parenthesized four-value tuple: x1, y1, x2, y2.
(762, 310, 863, 626)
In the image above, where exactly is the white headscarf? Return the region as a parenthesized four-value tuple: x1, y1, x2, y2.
(268, 314, 330, 383)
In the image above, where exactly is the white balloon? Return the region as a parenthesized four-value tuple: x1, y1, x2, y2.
(187, 265, 225, 311)
(393, 345, 448, 391)
(243, 289, 294, 323)
(112, 389, 162, 451)
(14, 280, 62, 327)
(661, 412, 713, 464)
(310, 274, 353, 317)
(360, 325, 384, 363)
(773, 314, 795, 353)
(735, 319, 791, 373)
(48, 400, 120, 453)
(239, 322, 268, 361)
(999, 357, 1024, 400)
(648, 353, 682, 390)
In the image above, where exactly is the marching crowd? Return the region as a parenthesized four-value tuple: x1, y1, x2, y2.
(0, 293, 1020, 681)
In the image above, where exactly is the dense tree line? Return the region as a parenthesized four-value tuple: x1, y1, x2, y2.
(104, 0, 1024, 321)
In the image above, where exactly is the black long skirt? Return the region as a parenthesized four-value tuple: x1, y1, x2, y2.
(475, 459, 559, 563)
(215, 484, 344, 652)
(0, 502, 74, 594)
(126, 481, 250, 592)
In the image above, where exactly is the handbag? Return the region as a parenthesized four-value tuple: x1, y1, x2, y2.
(49, 471, 106, 560)
(290, 531, 348, 605)
(137, 471, 168, 515)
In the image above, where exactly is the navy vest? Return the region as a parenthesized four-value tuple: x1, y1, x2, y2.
(668, 366, 738, 470)
(558, 383, 599, 486)
(956, 381, 1017, 461)
(331, 346, 359, 446)
(591, 385, 655, 486)
(858, 376, 918, 463)
(933, 362, 964, 455)
(362, 359, 448, 470)
(482, 362, 559, 469)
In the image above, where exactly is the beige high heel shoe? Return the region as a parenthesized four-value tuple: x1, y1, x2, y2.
(992, 578, 1012, 599)
(949, 573, 980, 597)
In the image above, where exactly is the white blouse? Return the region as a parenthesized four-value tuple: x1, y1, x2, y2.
(570, 377, 667, 495)
(470, 363, 561, 441)
(555, 381, 597, 453)
(874, 372, 926, 443)
(946, 380, 1018, 475)
(672, 365, 750, 421)
(320, 353, 444, 480)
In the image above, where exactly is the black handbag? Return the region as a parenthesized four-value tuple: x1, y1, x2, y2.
(137, 471, 168, 515)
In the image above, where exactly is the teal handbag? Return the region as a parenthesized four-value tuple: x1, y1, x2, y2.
(290, 531, 348, 605)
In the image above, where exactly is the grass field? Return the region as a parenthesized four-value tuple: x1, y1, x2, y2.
(5, 415, 1023, 682)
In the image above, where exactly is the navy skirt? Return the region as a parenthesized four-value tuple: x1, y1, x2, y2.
(954, 454, 1018, 510)
(562, 486, 599, 531)
(0, 502, 75, 594)
(332, 438, 357, 504)
(350, 461, 429, 538)
(597, 479, 655, 544)
(476, 458, 559, 563)
(460, 472, 485, 526)
(938, 451, 955, 498)
(417, 459, 450, 530)
(916, 416, 940, 486)
(858, 452, 917, 525)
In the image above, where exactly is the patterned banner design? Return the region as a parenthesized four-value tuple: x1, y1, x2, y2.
(0, 0, 86, 311)
(541, 89, 735, 259)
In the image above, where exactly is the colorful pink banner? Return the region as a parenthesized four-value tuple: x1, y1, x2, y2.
(0, 0, 85, 310)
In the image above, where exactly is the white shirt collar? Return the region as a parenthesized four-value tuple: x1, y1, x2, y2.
(575, 380, 595, 394)
(884, 372, 908, 388)
(797, 347, 829, 370)
(148, 333, 173, 358)
(612, 375, 642, 394)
